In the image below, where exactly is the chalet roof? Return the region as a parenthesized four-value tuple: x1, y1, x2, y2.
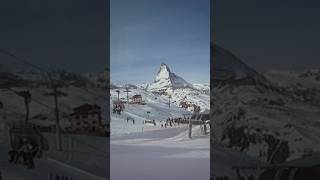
(71, 104, 101, 115)
(132, 94, 142, 98)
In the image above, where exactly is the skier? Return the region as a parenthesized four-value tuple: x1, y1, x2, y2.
(8, 137, 24, 164)
(116, 105, 121, 115)
(19, 139, 37, 168)
(16, 138, 29, 165)
(26, 140, 38, 168)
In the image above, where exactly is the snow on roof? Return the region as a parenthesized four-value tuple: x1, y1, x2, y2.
(71, 104, 101, 115)
(73, 103, 101, 111)
(132, 94, 142, 98)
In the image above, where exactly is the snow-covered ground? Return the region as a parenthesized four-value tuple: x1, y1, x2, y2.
(211, 44, 320, 178)
(110, 65, 210, 180)
(211, 144, 265, 179)
(0, 69, 110, 179)
(111, 126, 210, 180)
(0, 128, 108, 180)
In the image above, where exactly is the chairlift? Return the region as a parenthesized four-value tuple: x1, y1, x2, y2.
(8, 123, 49, 158)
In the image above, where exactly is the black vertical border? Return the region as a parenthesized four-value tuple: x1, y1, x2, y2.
(106, 0, 111, 179)
(210, 0, 214, 179)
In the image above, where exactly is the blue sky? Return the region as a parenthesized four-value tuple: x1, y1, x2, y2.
(110, 0, 210, 84)
(0, 0, 108, 72)
(214, 0, 320, 72)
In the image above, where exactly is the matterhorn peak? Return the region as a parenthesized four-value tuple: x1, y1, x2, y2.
(160, 62, 169, 67)
(155, 62, 172, 81)
(147, 63, 192, 91)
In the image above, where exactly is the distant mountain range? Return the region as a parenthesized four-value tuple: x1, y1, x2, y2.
(211, 43, 320, 164)
(111, 62, 210, 113)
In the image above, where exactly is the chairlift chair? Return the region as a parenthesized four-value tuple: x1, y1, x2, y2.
(9, 123, 49, 158)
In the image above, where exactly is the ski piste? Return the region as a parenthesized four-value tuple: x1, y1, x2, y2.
(211, 44, 320, 179)
(0, 63, 110, 179)
(110, 63, 210, 180)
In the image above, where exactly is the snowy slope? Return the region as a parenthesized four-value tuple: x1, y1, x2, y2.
(147, 63, 193, 91)
(110, 74, 210, 180)
(0, 68, 110, 179)
(0, 137, 107, 180)
(110, 95, 210, 180)
(264, 70, 320, 106)
(212, 44, 259, 80)
(211, 45, 320, 165)
(142, 63, 210, 112)
(211, 144, 266, 179)
(111, 133, 209, 180)
(110, 87, 191, 136)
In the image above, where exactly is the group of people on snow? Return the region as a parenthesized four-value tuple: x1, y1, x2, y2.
(8, 137, 38, 168)
(113, 103, 124, 115)
(160, 118, 179, 128)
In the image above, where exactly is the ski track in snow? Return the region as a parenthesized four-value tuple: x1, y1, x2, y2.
(110, 84, 210, 180)
(0, 143, 107, 180)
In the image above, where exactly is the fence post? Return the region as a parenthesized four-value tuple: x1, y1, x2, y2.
(188, 119, 192, 138)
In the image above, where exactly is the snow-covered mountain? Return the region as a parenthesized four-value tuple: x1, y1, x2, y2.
(0, 68, 110, 129)
(110, 64, 210, 180)
(0, 68, 110, 178)
(212, 44, 259, 80)
(141, 63, 210, 112)
(147, 63, 193, 91)
(211, 44, 320, 165)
